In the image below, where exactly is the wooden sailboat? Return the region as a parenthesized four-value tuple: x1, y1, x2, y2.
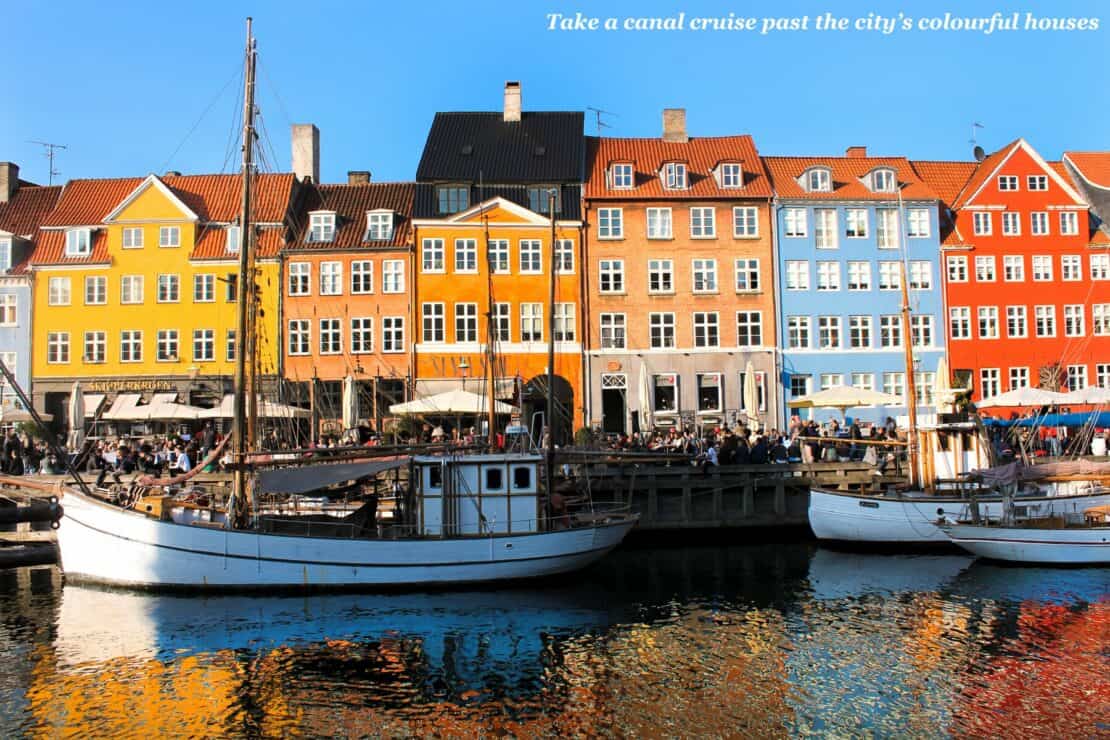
(53, 19, 637, 590)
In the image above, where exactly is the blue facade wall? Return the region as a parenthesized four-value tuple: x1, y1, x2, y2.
(0, 279, 32, 410)
(775, 201, 946, 424)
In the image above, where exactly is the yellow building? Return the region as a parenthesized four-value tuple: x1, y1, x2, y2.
(29, 172, 297, 429)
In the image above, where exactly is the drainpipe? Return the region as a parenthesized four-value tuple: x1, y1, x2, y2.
(580, 196, 591, 431)
(770, 195, 786, 428)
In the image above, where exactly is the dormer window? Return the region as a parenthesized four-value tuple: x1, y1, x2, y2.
(528, 186, 561, 214)
(720, 163, 743, 188)
(65, 228, 91, 257)
(226, 225, 241, 253)
(364, 210, 394, 241)
(611, 163, 634, 189)
(308, 212, 336, 243)
(871, 169, 896, 193)
(805, 168, 831, 193)
(0, 238, 11, 273)
(663, 162, 687, 189)
(437, 186, 469, 215)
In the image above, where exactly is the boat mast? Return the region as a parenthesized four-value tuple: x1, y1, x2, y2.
(229, 17, 257, 527)
(545, 190, 557, 510)
(897, 185, 919, 487)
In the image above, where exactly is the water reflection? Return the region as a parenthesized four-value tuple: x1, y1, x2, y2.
(0, 544, 1105, 736)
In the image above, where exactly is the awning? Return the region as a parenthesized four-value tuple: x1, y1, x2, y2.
(389, 389, 517, 416)
(198, 395, 311, 419)
(257, 457, 408, 495)
(83, 394, 106, 419)
(100, 393, 142, 420)
(0, 407, 53, 423)
(977, 387, 1069, 408)
(788, 386, 902, 410)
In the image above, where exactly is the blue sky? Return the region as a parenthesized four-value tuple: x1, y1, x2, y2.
(4, 1, 1107, 185)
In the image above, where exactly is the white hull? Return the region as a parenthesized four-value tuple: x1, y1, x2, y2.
(57, 489, 637, 589)
(808, 487, 1110, 545)
(944, 523, 1110, 565)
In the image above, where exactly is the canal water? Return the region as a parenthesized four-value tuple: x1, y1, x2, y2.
(0, 543, 1106, 737)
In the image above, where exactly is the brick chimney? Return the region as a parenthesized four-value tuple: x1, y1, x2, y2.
(845, 146, 867, 158)
(0, 162, 19, 203)
(663, 108, 687, 143)
(347, 170, 371, 185)
(503, 81, 521, 123)
(291, 124, 320, 184)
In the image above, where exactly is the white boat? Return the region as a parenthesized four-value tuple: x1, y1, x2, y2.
(942, 522, 1110, 565)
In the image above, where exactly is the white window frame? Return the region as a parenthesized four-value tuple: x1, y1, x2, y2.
(46, 332, 70, 364)
(84, 275, 107, 305)
(845, 209, 868, 239)
(975, 256, 996, 282)
(978, 306, 1000, 339)
(364, 211, 394, 241)
(734, 258, 760, 293)
(720, 163, 743, 188)
(946, 255, 967, 283)
(422, 238, 445, 273)
(1002, 255, 1024, 282)
(646, 207, 673, 239)
(120, 330, 143, 363)
(693, 311, 719, 348)
(879, 315, 902, 348)
(732, 206, 758, 237)
(64, 228, 91, 257)
(817, 316, 841, 349)
(308, 212, 336, 243)
(554, 303, 576, 342)
(519, 240, 542, 274)
(848, 315, 872, 348)
(382, 259, 405, 293)
(156, 329, 179, 362)
(422, 303, 445, 343)
(806, 168, 831, 192)
(0, 295, 15, 326)
(83, 331, 106, 364)
(1006, 305, 1027, 339)
(783, 208, 807, 238)
(692, 259, 718, 294)
(785, 260, 810, 291)
(599, 259, 624, 294)
(1061, 255, 1082, 282)
(648, 259, 674, 294)
(1009, 367, 1030, 391)
(120, 275, 144, 304)
(973, 212, 992, 236)
(689, 207, 716, 238)
(664, 162, 687, 190)
(351, 317, 374, 354)
(487, 240, 510, 274)
(1002, 212, 1021, 236)
(1027, 175, 1048, 191)
(950, 307, 971, 340)
(909, 261, 932, 290)
(351, 260, 374, 294)
(1034, 305, 1056, 338)
(872, 169, 896, 193)
(649, 312, 676, 349)
(193, 273, 215, 303)
(786, 316, 810, 349)
(597, 208, 623, 239)
(122, 227, 143, 249)
(1030, 211, 1049, 236)
(1032, 255, 1053, 281)
(1094, 254, 1110, 280)
(48, 276, 71, 306)
(454, 239, 478, 274)
(1060, 211, 1079, 236)
(998, 175, 1018, 191)
(520, 303, 543, 342)
(906, 209, 930, 238)
(319, 261, 342, 295)
(980, 368, 1001, 399)
(158, 226, 180, 248)
(878, 261, 900, 291)
(847, 261, 871, 291)
(1064, 304, 1084, 337)
(555, 239, 575, 273)
(454, 302, 478, 343)
(611, 163, 634, 189)
(192, 328, 215, 362)
(382, 317, 405, 353)
(319, 318, 342, 355)
(814, 209, 838, 249)
(599, 313, 626, 349)
(876, 209, 899, 249)
(288, 262, 311, 295)
(816, 261, 840, 291)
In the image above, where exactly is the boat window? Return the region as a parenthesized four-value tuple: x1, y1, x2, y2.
(512, 466, 531, 490)
(428, 466, 442, 490)
(936, 432, 951, 452)
(485, 467, 504, 490)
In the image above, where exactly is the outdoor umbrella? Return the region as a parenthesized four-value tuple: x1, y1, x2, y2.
(743, 360, 759, 429)
(67, 380, 84, 451)
(788, 386, 902, 419)
(638, 365, 652, 433)
(1059, 386, 1110, 405)
(342, 375, 358, 430)
(389, 389, 516, 416)
(976, 387, 1069, 408)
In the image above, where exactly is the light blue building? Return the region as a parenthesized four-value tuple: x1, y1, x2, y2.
(0, 163, 61, 421)
(764, 151, 945, 425)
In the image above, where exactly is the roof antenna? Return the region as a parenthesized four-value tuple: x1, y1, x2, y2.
(586, 107, 616, 136)
(969, 122, 985, 162)
(27, 140, 68, 185)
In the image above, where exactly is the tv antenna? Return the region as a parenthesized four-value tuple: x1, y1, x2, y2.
(586, 107, 616, 135)
(27, 140, 68, 185)
(968, 122, 984, 146)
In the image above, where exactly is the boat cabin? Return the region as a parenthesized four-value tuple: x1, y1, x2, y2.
(918, 422, 991, 492)
(413, 454, 543, 536)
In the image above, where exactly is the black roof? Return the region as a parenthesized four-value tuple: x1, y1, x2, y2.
(416, 112, 585, 184)
(413, 183, 582, 220)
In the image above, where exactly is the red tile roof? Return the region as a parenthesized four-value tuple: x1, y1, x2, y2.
(948, 139, 1021, 209)
(30, 229, 111, 266)
(763, 156, 938, 201)
(191, 225, 286, 260)
(910, 161, 976, 206)
(1063, 151, 1110, 189)
(0, 185, 62, 238)
(584, 136, 772, 200)
(288, 182, 414, 250)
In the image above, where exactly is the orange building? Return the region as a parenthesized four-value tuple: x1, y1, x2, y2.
(582, 110, 777, 433)
(282, 177, 414, 435)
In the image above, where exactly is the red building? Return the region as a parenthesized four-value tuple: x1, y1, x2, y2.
(915, 139, 1108, 401)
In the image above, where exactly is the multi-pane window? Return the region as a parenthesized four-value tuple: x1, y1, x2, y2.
(48, 277, 70, 305)
(732, 207, 758, 237)
(1030, 212, 1049, 236)
(382, 260, 404, 293)
(487, 240, 510, 274)
(520, 303, 543, 342)
(308, 213, 335, 243)
(975, 256, 996, 282)
(649, 313, 676, 348)
(911, 315, 934, 347)
(876, 209, 899, 249)
(1066, 365, 1088, 392)
(693, 312, 719, 347)
(1095, 255, 1110, 280)
(351, 318, 374, 353)
(998, 175, 1018, 191)
(978, 306, 999, 339)
(1032, 255, 1053, 281)
(319, 319, 342, 354)
(1060, 211, 1079, 235)
(288, 262, 310, 295)
(65, 228, 90, 256)
(906, 209, 929, 238)
(690, 207, 716, 238)
(83, 331, 106, 364)
(455, 303, 478, 342)
(598, 208, 623, 238)
(0, 240, 8, 273)
(817, 316, 841, 349)
(492, 303, 511, 341)
(973, 212, 992, 235)
(382, 317, 405, 353)
(648, 259, 673, 293)
(692, 259, 717, 293)
(980, 368, 1001, 399)
(721, 163, 743, 188)
(193, 329, 214, 361)
(785, 260, 810, 290)
(611, 163, 633, 189)
(1006, 305, 1027, 338)
(846, 261, 871, 291)
(816, 261, 840, 291)
(455, 239, 477, 273)
(422, 238, 445, 272)
(555, 240, 575, 273)
(599, 313, 626, 349)
(529, 186, 561, 214)
(0, 295, 14, 326)
(664, 162, 687, 189)
(787, 316, 810, 349)
(156, 329, 179, 361)
(947, 255, 968, 282)
(1002, 212, 1021, 236)
(351, 261, 374, 294)
(599, 260, 624, 293)
(225, 225, 240, 253)
(1061, 255, 1082, 281)
(819, 373, 843, 391)
(156, 274, 179, 303)
(159, 226, 180, 247)
(1009, 367, 1029, 390)
(878, 261, 900, 290)
(1003, 255, 1024, 282)
(882, 372, 905, 401)
(646, 208, 673, 239)
(364, 212, 393, 241)
(1064, 304, 1084, 337)
(784, 208, 807, 237)
(554, 303, 576, 341)
(851, 373, 875, 391)
(122, 227, 143, 248)
(120, 330, 142, 363)
(871, 169, 895, 192)
(436, 186, 468, 215)
(880, 315, 902, 348)
(193, 273, 215, 302)
(915, 373, 936, 406)
(734, 259, 760, 292)
(845, 209, 868, 238)
(46, 332, 69, 363)
(908, 261, 932, 290)
(1094, 304, 1110, 336)
(814, 209, 838, 248)
(806, 168, 831, 192)
(319, 262, 342, 295)
(226, 330, 236, 361)
(519, 240, 542, 273)
(422, 304, 445, 343)
(1099, 364, 1110, 388)
(85, 276, 107, 305)
(697, 373, 723, 412)
(790, 375, 811, 398)
(1027, 175, 1047, 191)
(1034, 305, 1056, 337)
(950, 307, 971, 339)
(736, 311, 762, 347)
(848, 315, 872, 348)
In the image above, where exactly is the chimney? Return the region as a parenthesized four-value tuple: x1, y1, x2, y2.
(845, 146, 867, 158)
(347, 170, 371, 185)
(662, 108, 687, 143)
(503, 81, 521, 123)
(291, 124, 321, 184)
(0, 162, 19, 203)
